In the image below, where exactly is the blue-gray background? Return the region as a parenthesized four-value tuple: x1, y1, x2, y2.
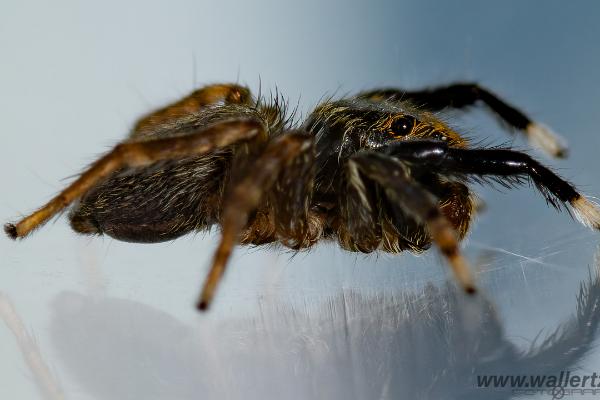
(1, 1, 600, 399)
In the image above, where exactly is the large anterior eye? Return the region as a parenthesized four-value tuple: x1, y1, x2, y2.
(390, 116, 416, 137)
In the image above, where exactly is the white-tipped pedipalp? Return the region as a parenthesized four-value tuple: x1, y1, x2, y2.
(571, 196, 600, 230)
(526, 122, 569, 158)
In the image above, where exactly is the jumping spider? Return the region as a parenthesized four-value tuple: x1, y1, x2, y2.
(5, 82, 600, 310)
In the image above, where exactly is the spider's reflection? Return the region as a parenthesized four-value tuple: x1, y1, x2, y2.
(46, 256, 600, 400)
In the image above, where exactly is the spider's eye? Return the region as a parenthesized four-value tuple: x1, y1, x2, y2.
(390, 116, 415, 137)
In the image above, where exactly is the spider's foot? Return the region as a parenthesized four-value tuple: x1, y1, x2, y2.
(571, 196, 600, 230)
(197, 285, 215, 312)
(526, 122, 568, 158)
(196, 300, 210, 311)
(446, 250, 478, 295)
(4, 223, 18, 240)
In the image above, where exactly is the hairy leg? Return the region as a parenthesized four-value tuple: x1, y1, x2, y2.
(337, 160, 382, 252)
(350, 152, 477, 294)
(5, 119, 263, 239)
(269, 137, 321, 249)
(198, 132, 314, 310)
(419, 177, 475, 240)
(359, 83, 567, 157)
(132, 83, 252, 135)
(384, 140, 600, 229)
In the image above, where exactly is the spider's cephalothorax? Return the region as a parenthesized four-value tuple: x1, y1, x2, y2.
(5, 82, 600, 310)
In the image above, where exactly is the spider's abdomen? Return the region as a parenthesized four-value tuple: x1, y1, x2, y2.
(69, 153, 230, 243)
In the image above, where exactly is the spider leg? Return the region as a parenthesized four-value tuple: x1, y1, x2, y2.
(359, 83, 567, 158)
(337, 160, 382, 252)
(4, 119, 263, 239)
(350, 152, 477, 294)
(269, 136, 320, 249)
(198, 132, 313, 310)
(384, 140, 600, 229)
(132, 83, 252, 136)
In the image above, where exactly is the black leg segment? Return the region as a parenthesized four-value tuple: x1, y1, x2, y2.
(384, 140, 600, 229)
(362, 83, 529, 128)
(359, 83, 568, 158)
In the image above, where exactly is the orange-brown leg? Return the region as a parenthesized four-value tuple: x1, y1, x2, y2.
(132, 83, 252, 135)
(198, 132, 314, 310)
(5, 119, 264, 240)
(351, 152, 477, 294)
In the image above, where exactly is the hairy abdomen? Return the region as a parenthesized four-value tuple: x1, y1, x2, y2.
(69, 153, 229, 243)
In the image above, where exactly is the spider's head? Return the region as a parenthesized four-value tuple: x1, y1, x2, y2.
(368, 110, 467, 149)
(308, 99, 468, 163)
